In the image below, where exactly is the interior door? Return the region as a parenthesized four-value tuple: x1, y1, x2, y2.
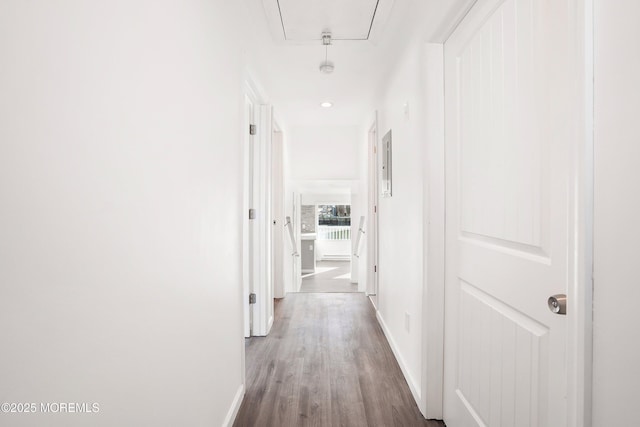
(443, 0, 584, 425)
(244, 94, 255, 338)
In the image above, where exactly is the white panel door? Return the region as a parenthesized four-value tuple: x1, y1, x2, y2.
(444, 0, 586, 426)
(244, 94, 255, 338)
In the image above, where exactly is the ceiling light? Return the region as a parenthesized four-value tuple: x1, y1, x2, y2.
(321, 102, 333, 108)
(319, 62, 335, 74)
(319, 32, 335, 74)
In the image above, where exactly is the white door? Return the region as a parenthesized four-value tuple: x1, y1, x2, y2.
(244, 94, 255, 338)
(443, 0, 587, 426)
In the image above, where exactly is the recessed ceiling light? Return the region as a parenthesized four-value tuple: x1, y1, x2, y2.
(321, 102, 333, 108)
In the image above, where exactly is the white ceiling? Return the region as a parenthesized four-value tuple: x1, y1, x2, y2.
(248, 41, 382, 126)
(244, 0, 475, 129)
(277, 0, 379, 41)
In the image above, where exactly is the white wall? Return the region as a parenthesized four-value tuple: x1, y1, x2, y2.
(375, 40, 426, 406)
(0, 1, 247, 426)
(593, 1, 640, 425)
(288, 126, 360, 181)
(315, 241, 351, 260)
(300, 193, 351, 205)
(369, 41, 445, 420)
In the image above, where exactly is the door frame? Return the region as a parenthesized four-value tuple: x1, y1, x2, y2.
(242, 90, 255, 339)
(253, 103, 274, 336)
(271, 123, 285, 300)
(437, 0, 594, 425)
(420, 43, 447, 420)
(242, 76, 275, 339)
(568, 1, 594, 424)
(366, 113, 379, 298)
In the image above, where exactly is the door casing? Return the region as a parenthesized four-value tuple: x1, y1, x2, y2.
(367, 114, 379, 299)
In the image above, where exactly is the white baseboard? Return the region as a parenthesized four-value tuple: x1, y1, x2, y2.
(222, 384, 245, 427)
(267, 314, 274, 334)
(320, 255, 351, 261)
(376, 311, 422, 410)
(368, 295, 378, 310)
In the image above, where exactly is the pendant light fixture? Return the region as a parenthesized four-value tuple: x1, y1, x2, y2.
(319, 32, 335, 74)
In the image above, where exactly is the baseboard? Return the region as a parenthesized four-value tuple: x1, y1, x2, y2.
(320, 255, 351, 261)
(368, 295, 378, 310)
(222, 384, 245, 427)
(267, 314, 274, 334)
(376, 311, 422, 410)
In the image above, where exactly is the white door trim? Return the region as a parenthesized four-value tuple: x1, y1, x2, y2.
(567, 1, 594, 425)
(366, 113, 379, 297)
(271, 126, 285, 300)
(420, 42, 446, 420)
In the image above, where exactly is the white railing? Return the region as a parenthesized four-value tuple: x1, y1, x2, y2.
(284, 216, 299, 256)
(318, 225, 351, 241)
(353, 216, 365, 257)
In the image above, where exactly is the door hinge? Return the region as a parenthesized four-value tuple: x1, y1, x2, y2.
(249, 124, 257, 135)
(249, 208, 256, 220)
(249, 293, 256, 304)
(374, 145, 377, 154)
(374, 265, 377, 273)
(374, 205, 377, 213)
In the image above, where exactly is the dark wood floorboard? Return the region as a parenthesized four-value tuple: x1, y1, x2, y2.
(234, 293, 445, 427)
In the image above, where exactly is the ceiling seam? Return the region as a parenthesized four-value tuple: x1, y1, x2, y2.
(276, 0, 288, 40)
(287, 38, 369, 42)
(366, 0, 381, 39)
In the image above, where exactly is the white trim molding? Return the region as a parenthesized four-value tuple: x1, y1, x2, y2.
(376, 311, 422, 410)
(222, 384, 245, 427)
(420, 42, 446, 421)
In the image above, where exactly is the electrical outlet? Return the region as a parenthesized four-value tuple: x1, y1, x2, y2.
(405, 312, 411, 332)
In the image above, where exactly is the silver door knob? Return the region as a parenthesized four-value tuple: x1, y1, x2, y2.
(548, 294, 567, 315)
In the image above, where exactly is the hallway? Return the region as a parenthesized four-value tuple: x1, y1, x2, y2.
(1, 0, 638, 425)
(234, 293, 443, 427)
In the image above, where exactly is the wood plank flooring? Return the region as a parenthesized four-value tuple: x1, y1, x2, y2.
(300, 261, 358, 293)
(234, 293, 445, 427)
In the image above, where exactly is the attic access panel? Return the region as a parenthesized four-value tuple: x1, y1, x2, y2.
(276, 0, 380, 41)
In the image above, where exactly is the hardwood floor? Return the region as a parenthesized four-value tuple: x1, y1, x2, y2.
(300, 261, 358, 293)
(234, 293, 445, 427)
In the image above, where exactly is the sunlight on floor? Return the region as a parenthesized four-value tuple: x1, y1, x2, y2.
(301, 267, 338, 278)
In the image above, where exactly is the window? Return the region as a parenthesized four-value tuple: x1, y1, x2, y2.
(317, 205, 350, 226)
